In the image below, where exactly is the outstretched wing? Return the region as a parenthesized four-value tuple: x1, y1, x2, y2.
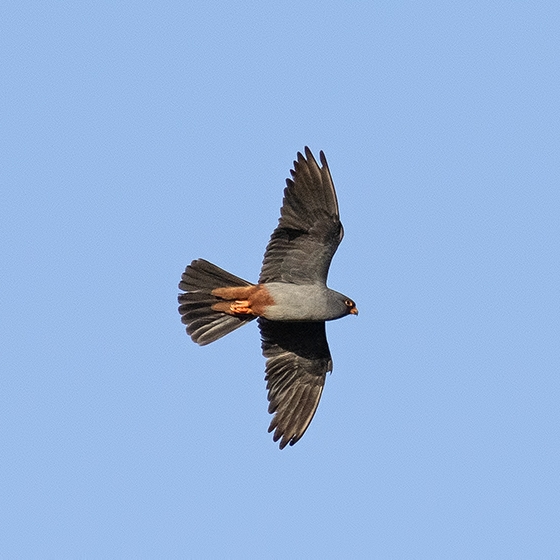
(259, 147, 343, 284)
(258, 318, 332, 449)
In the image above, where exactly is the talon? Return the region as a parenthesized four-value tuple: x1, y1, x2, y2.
(230, 300, 253, 315)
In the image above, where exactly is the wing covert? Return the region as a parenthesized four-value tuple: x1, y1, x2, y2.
(259, 148, 344, 284)
(258, 318, 332, 449)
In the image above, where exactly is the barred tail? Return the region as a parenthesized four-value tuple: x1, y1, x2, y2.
(178, 259, 256, 346)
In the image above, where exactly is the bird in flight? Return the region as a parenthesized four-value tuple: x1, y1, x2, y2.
(178, 147, 357, 449)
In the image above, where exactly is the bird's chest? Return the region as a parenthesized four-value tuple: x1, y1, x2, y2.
(259, 283, 329, 322)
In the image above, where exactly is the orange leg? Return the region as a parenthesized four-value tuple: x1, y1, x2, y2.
(211, 298, 255, 316)
(210, 284, 274, 317)
(229, 300, 253, 315)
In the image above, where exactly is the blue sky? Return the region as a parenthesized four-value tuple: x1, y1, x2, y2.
(2, 1, 559, 557)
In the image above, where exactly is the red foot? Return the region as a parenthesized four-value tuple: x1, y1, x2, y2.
(230, 300, 253, 315)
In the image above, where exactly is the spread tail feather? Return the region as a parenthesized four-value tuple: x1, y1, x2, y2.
(178, 259, 256, 345)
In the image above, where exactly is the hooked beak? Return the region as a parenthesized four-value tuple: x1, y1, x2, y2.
(350, 307, 359, 316)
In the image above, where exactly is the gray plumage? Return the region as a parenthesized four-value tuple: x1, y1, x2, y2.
(178, 260, 255, 346)
(259, 148, 343, 285)
(178, 147, 357, 449)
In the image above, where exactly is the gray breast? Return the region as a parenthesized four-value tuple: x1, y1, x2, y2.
(262, 283, 340, 322)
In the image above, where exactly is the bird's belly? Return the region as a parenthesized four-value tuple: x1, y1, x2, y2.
(260, 283, 329, 322)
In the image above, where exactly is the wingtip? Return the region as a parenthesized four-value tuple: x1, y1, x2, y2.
(300, 146, 328, 170)
(304, 146, 320, 166)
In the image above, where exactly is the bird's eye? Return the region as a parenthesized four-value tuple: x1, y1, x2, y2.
(345, 299, 354, 307)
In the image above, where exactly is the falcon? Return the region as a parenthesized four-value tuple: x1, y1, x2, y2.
(178, 147, 357, 448)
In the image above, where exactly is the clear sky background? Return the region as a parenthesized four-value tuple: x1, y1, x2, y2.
(2, 2, 559, 558)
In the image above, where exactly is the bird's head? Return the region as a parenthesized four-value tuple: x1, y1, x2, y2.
(327, 290, 358, 319)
